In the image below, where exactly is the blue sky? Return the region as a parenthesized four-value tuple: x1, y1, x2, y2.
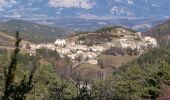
(0, 0, 170, 19)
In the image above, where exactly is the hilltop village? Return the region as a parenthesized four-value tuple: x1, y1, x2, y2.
(22, 28, 158, 65)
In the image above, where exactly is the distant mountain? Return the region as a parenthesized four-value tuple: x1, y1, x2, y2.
(145, 20, 170, 45)
(0, 0, 170, 31)
(0, 20, 71, 43)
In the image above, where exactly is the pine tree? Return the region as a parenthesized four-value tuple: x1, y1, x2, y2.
(3, 31, 36, 100)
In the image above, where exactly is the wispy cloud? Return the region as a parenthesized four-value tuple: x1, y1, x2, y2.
(0, 0, 16, 11)
(49, 0, 96, 10)
(110, 6, 134, 16)
(113, 0, 134, 5)
(127, 0, 134, 5)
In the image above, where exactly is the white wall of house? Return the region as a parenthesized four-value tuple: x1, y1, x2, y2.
(87, 59, 98, 65)
(55, 39, 66, 47)
(90, 46, 104, 52)
(144, 36, 158, 48)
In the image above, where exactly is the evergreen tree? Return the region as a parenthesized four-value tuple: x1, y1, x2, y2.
(3, 31, 36, 100)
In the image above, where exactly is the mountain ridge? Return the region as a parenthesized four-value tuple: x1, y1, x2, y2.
(0, 19, 72, 43)
(0, 0, 170, 31)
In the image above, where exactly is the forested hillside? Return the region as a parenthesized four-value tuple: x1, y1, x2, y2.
(0, 0, 170, 99)
(91, 47, 170, 99)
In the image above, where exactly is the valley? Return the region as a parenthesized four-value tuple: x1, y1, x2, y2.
(0, 19, 170, 99)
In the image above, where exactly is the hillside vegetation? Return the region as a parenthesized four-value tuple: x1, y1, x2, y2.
(1, 42, 169, 100)
(0, 20, 71, 43)
(70, 26, 139, 46)
(95, 26, 137, 33)
(0, 24, 169, 99)
(91, 47, 170, 100)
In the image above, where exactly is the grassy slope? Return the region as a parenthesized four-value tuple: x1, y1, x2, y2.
(0, 32, 30, 49)
(0, 32, 16, 48)
(99, 54, 140, 68)
(0, 20, 71, 43)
